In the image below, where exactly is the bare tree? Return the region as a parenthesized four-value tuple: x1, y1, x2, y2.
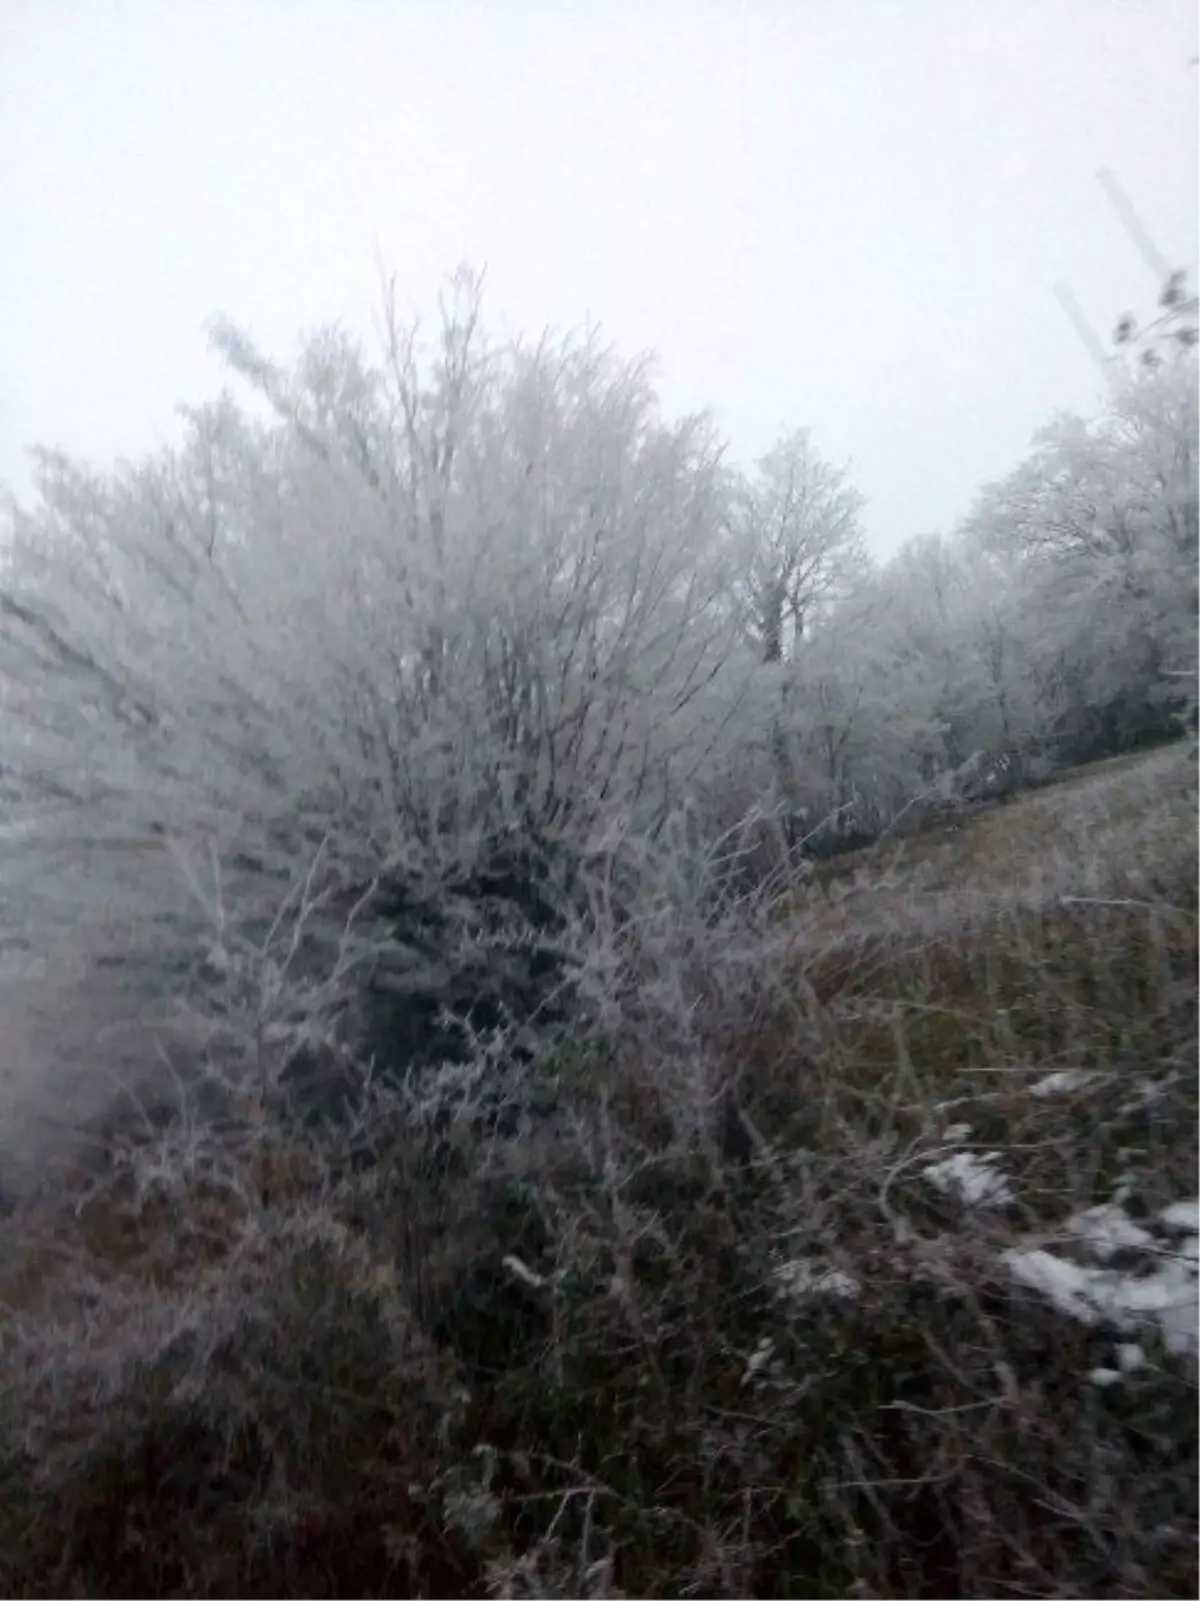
(732, 428, 867, 665)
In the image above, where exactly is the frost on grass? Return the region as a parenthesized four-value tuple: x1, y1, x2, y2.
(921, 1150, 1014, 1208)
(0, 268, 1191, 1601)
(773, 1259, 861, 1304)
(1119, 1076, 1175, 1116)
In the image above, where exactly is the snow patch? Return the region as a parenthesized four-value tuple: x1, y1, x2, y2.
(1089, 1343, 1149, 1387)
(742, 1337, 776, 1384)
(1089, 1366, 1122, 1387)
(1029, 1069, 1096, 1099)
(1112, 1171, 1137, 1205)
(1065, 1204, 1155, 1261)
(1002, 1248, 1199, 1354)
(1159, 1200, 1199, 1234)
(922, 1150, 1013, 1208)
(1116, 1341, 1146, 1373)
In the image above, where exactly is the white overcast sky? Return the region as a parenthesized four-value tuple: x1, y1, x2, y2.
(1, 0, 1196, 551)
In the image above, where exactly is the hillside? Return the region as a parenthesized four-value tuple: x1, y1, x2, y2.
(0, 742, 1194, 1599)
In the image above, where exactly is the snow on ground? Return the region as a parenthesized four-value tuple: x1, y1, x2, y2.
(922, 1150, 1014, 1208)
(1065, 1203, 1155, 1261)
(1004, 1246, 1198, 1356)
(1002, 1199, 1200, 1359)
(1159, 1200, 1200, 1234)
(1029, 1069, 1097, 1098)
(1115, 1340, 1147, 1373)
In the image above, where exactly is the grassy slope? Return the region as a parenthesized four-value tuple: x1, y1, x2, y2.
(0, 744, 1195, 1598)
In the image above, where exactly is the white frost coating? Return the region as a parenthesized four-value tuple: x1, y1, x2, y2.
(1029, 1069, 1096, 1098)
(1065, 1203, 1155, 1261)
(1159, 1200, 1200, 1234)
(774, 1260, 861, 1302)
(922, 1151, 1013, 1208)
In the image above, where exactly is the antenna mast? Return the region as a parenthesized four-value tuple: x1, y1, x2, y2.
(1096, 167, 1173, 282)
(1053, 280, 1120, 388)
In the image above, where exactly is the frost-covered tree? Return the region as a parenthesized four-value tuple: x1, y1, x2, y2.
(0, 271, 758, 1105)
(778, 601, 941, 838)
(964, 353, 1198, 760)
(867, 533, 1047, 787)
(730, 428, 867, 665)
(714, 429, 869, 850)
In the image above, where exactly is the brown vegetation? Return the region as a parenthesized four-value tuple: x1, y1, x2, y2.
(0, 745, 1195, 1598)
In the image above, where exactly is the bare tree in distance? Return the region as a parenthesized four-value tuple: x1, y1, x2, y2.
(732, 428, 867, 666)
(718, 430, 868, 858)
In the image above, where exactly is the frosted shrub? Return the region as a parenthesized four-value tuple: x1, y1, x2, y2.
(0, 271, 757, 1120)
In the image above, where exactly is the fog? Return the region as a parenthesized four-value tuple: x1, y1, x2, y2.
(2, 0, 1196, 549)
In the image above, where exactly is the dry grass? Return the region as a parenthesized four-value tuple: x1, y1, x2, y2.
(0, 1146, 477, 1597)
(0, 744, 1195, 1597)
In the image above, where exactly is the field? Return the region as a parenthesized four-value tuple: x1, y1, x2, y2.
(0, 743, 1195, 1598)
